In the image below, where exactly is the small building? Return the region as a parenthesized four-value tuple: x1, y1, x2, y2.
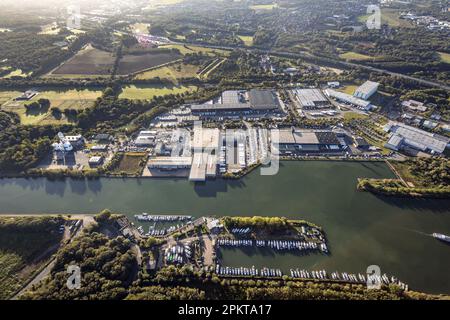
(422, 120, 438, 130)
(353, 81, 379, 100)
(401, 100, 427, 112)
(88, 156, 104, 167)
(354, 137, 370, 149)
(94, 133, 113, 143)
(90, 145, 108, 152)
(327, 81, 340, 88)
(15, 90, 39, 101)
(207, 219, 223, 234)
(65, 135, 85, 148)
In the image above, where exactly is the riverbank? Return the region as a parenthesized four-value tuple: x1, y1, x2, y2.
(0, 161, 449, 294)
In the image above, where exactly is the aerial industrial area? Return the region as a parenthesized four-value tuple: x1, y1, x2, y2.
(28, 79, 448, 182)
(0, 0, 449, 305)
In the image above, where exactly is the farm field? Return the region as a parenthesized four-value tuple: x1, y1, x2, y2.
(135, 62, 200, 80)
(438, 52, 450, 64)
(119, 84, 197, 100)
(339, 52, 374, 61)
(116, 51, 182, 75)
(50, 44, 115, 76)
(0, 88, 103, 125)
(358, 9, 413, 28)
(158, 44, 230, 56)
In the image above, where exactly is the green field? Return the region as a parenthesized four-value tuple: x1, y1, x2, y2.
(112, 153, 147, 175)
(119, 84, 197, 100)
(337, 85, 358, 95)
(438, 52, 450, 64)
(0, 88, 103, 125)
(158, 44, 229, 56)
(250, 4, 278, 10)
(135, 62, 200, 80)
(358, 9, 413, 28)
(238, 35, 254, 46)
(339, 52, 373, 61)
(0, 216, 64, 299)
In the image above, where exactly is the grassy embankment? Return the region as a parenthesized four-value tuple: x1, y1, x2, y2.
(0, 216, 64, 299)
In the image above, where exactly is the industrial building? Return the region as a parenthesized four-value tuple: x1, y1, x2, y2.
(134, 130, 157, 147)
(189, 128, 221, 181)
(147, 157, 192, 170)
(353, 81, 379, 100)
(291, 89, 329, 109)
(384, 122, 449, 155)
(324, 89, 373, 110)
(402, 100, 427, 112)
(190, 89, 280, 114)
(273, 128, 344, 155)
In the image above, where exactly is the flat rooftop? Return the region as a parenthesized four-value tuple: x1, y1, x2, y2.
(192, 128, 220, 150)
(293, 89, 327, 107)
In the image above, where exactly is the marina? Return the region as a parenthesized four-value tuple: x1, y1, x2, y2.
(217, 239, 328, 253)
(0, 161, 449, 294)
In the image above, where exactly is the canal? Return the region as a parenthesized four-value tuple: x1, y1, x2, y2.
(0, 161, 449, 294)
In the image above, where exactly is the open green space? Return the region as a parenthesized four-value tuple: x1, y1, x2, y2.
(0, 88, 103, 125)
(119, 84, 197, 100)
(0, 216, 64, 299)
(339, 52, 373, 61)
(135, 62, 201, 80)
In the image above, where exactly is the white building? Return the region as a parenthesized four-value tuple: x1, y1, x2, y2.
(384, 122, 449, 155)
(148, 157, 192, 170)
(324, 89, 373, 110)
(353, 81, 379, 100)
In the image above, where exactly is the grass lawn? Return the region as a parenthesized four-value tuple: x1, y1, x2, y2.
(130, 23, 150, 34)
(135, 62, 200, 81)
(438, 52, 450, 64)
(238, 35, 254, 46)
(358, 9, 413, 28)
(337, 85, 358, 95)
(250, 4, 278, 10)
(1, 69, 32, 79)
(343, 112, 369, 121)
(339, 52, 373, 61)
(0, 216, 64, 299)
(0, 88, 102, 125)
(119, 84, 197, 100)
(158, 44, 229, 56)
(112, 153, 147, 175)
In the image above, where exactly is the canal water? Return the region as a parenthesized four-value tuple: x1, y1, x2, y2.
(0, 161, 449, 294)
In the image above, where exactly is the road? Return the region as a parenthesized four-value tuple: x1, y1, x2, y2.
(11, 215, 95, 300)
(170, 40, 450, 91)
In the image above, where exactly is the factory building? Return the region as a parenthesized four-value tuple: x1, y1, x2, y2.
(353, 81, 379, 100)
(272, 128, 344, 155)
(324, 89, 373, 110)
(190, 89, 280, 114)
(147, 157, 192, 170)
(189, 128, 221, 181)
(291, 89, 329, 109)
(134, 130, 156, 147)
(384, 122, 449, 155)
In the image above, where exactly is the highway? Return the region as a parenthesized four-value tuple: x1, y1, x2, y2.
(170, 40, 450, 91)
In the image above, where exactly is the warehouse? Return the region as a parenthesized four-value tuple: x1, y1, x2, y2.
(384, 122, 449, 155)
(148, 157, 192, 170)
(190, 89, 280, 114)
(324, 89, 373, 110)
(273, 129, 344, 155)
(353, 81, 379, 100)
(292, 89, 329, 109)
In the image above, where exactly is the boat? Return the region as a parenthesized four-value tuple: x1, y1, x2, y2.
(432, 233, 450, 243)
